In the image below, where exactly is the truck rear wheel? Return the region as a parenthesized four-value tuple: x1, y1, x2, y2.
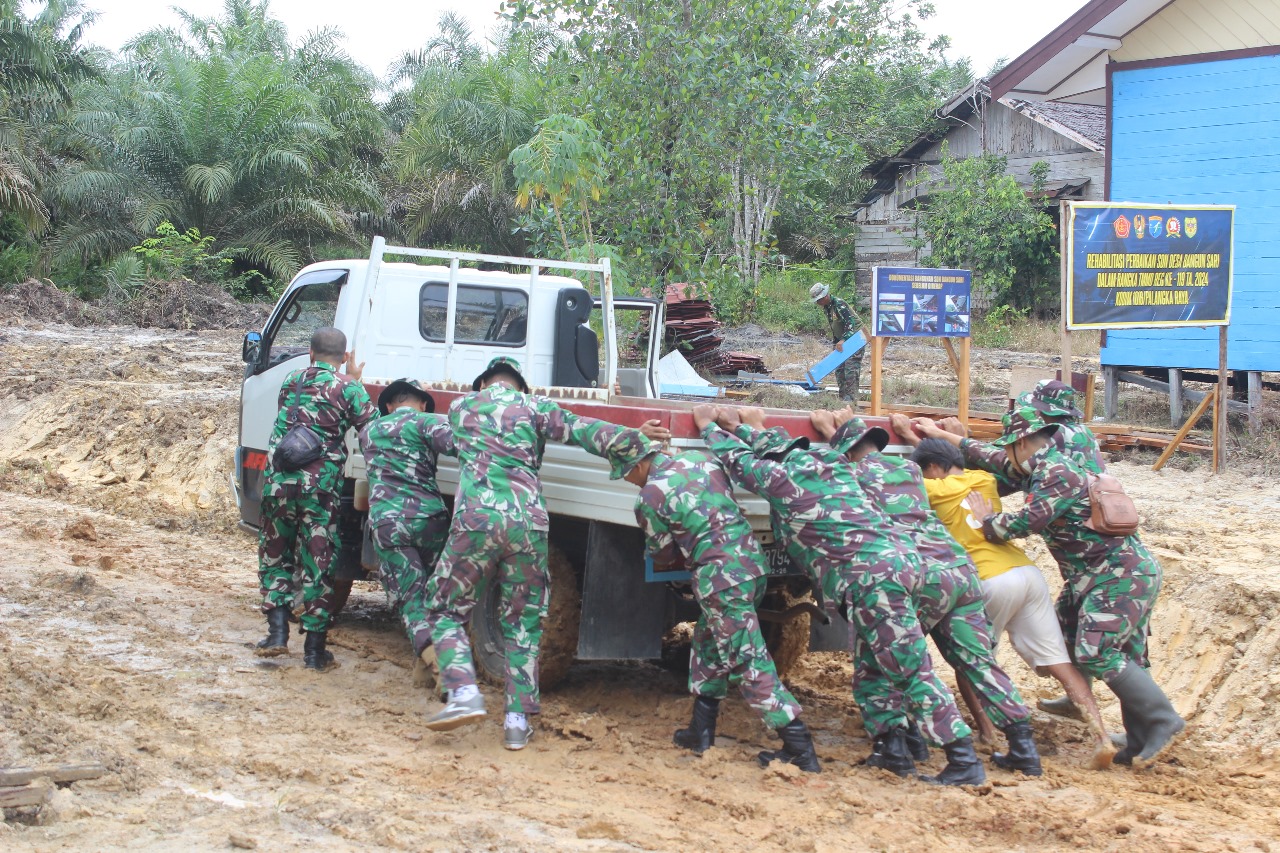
(468, 545, 581, 692)
(761, 587, 812, 683)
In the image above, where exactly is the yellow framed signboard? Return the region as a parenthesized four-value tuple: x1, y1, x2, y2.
(1065, 201, 1234, 330)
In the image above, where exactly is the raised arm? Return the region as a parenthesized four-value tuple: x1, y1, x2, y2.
(414, 414, 457, 457)
(701, 423, 800, 503)
(976, 465, 1085, 542)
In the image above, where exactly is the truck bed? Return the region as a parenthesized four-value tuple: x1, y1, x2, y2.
(356, 382, 906, 530)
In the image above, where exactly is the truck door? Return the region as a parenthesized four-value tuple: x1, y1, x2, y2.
(595, 296, 662, 397)
(235, 269, 346, 527)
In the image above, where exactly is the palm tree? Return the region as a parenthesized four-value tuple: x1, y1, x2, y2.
(47, 0, 384, 280)
(0, 0, 98, 234)
(387, 18, 559, 255)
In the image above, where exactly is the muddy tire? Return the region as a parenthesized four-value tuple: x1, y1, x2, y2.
(468, 545, 581, 691)
(761, 587, 812, 683)
(329, 578, 354, 619)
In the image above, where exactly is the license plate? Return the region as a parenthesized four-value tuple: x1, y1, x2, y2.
(756, 533, 797, 576)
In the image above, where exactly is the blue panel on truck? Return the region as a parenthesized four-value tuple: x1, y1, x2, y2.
(1104, 54, 1280, 370)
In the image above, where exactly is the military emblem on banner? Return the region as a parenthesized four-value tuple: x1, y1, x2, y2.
(1185, 217, 1198, 238)
(1167, 217, 1182, 238)
(1134, 215, 1146, 239)
(1113, 215, 1131, 238)
(1148, 215, 1164, 238)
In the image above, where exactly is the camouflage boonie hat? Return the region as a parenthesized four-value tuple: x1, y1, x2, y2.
(830, 416, 889, 456)
(377, 378, 435, 415)
(1029, 379, 1082, 419)
(752, 427, 810, 459)
(992, 404, 1060, 447)
(605, 430, 658, 480)
(473, 355, 529, 393)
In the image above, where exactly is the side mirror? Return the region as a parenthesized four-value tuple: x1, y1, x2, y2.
(243, 331, 262, 364)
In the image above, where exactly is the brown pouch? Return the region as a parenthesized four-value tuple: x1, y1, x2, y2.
(1082, 473, 1139, 536)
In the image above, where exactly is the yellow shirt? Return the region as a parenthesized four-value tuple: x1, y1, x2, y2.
(922, 470, 1033, 581)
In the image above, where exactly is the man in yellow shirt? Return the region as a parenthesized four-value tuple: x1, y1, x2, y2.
(891, 415, 1111, 768)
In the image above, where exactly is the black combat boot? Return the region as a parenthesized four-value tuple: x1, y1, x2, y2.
(673, 696, 720, 754)
(864, 727, 917, 777)
(254, 606, 290, 657)
(904, 720, 930, 762)
(303, 631, 336, 671)
(758, 719, 821, 773)
(992, 720, 1043, 776)
(923, 737, 987, 787)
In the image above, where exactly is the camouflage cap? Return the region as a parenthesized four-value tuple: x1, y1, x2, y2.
(473, 355, 529, 393)
(605, 430, 658, 480)
(752, 427, 810, 459)
(377, 378, 435, 415)
(830, 416, 889, 456)
(992, 404, 1061, 447)
(1030, 379, 1083, 419)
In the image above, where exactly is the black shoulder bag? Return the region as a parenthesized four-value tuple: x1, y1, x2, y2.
(272, 371, 324, 472)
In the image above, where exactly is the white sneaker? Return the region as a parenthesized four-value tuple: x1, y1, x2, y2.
(424, 693, 487, 732)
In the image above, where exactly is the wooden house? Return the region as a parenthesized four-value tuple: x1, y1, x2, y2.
(989, 0, 1280, 420)
(853, 82, 1107, 296)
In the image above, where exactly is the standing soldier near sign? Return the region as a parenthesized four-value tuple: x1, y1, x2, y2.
(358, 379, 454, 664)
(809, 282, 862, 404)
(255, 327, 377, 671)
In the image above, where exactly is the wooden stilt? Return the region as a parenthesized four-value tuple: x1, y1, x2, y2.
(958, 337, 971, 426)
(1215, 326, 1228, 473)
(1169, 368, 1183, 427)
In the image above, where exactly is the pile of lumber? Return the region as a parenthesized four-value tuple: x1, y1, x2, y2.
(0, 763, 105, 809)
(888, 405, 1211, 456)
(664, 283, 766, 376)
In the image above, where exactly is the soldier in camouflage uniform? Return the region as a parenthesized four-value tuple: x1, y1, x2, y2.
(256, 327, 377, 671)
(919, 407, 1185, 766)
(1017, 379, 1111, 721)
(422, 356, 668, 751)
(613, 406, 819, 773)
(810, 282, 862, 403)
(358, 379, 454, 665)
(815, 411, 1040, 783)
(699, 406, 966, 781)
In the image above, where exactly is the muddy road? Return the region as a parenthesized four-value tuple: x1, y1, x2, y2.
(1, 325, 1278, 852)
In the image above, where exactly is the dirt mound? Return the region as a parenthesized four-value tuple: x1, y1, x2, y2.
(0, 280, 100, 326)
(104, 280, 268, 331)
(0, 279, 269, 332)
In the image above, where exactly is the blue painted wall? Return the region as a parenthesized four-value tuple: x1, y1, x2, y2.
(1103, 53, 1280, 371)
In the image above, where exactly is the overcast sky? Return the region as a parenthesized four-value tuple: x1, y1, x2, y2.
(79, 0, 1087, 81)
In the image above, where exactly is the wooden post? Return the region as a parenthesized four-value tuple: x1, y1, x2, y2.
(1152, 388, 1216, 472)
(1103, 365, 1119, 420)
(869, 335, 885, 416)
(1248, 371, 1262, 433)
(1169, 368, 1183, 427)
(1214, 325, 1228, 473)
(958, 336, 971, 426)
(1059, 200, 1072, 392)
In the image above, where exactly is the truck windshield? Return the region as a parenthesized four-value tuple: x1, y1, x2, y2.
(420, 283, 528, 346)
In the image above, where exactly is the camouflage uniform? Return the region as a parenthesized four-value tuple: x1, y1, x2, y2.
(1017, 381, 1106, 475)
(855, 449, 1031, 735)
(703, 423, 972, 744)
(635, 449, 801, 730)
(424, 385, 651, 715)
(961, 432, 1162, 683)
(359, 410, 456, 654)
(259, 362, 377, 634)
(824, 295, 862, 402)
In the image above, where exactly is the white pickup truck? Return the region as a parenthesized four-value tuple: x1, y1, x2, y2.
(234, 240, 873, 683)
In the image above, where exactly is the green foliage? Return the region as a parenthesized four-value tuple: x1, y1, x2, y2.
(47, 0, 384, 282)
(510, 113, 606, 256)
(131, 221, 228, 280)
(970, 304, 1027, 349)
(504, 0, 960, 305)
(914, 150, 1059, 314)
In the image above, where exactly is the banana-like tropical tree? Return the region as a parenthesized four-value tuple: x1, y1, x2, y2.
(47, 0, 385, 281)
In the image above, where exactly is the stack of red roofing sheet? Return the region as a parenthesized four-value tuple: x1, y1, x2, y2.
(663, 283, 767, 376)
